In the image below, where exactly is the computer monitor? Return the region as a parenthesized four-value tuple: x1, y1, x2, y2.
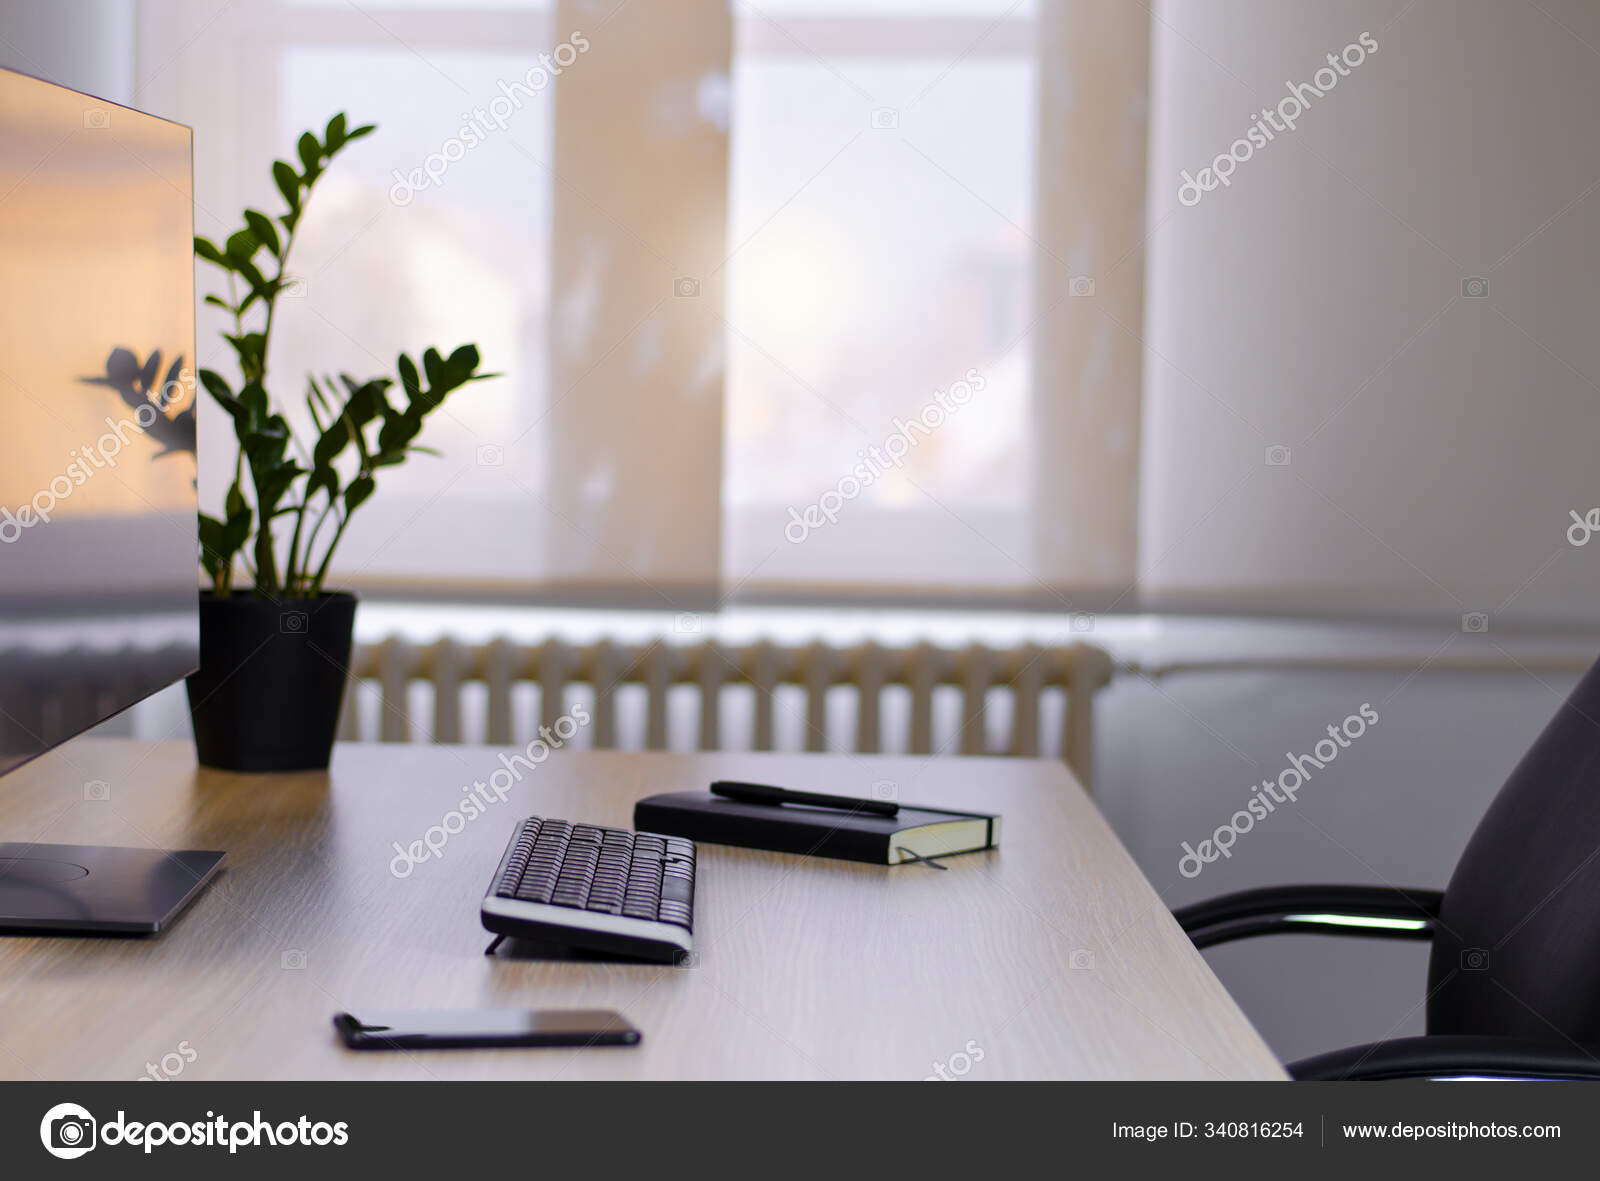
(0, 67, 222, 934)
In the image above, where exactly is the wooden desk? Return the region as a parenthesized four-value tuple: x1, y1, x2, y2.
(0, 739, 1284, 1080)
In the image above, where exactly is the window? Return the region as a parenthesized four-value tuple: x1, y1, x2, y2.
(725, 0, 1039, 593)
(134, 0, 1145, 607)
(138, 0, 561, 588)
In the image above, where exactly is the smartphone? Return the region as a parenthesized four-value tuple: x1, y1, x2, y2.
(333, 1008, 641, 1050)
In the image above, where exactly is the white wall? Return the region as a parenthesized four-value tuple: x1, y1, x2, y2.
(0, 0, 133, 102)
(1142, 0, 1600, 626)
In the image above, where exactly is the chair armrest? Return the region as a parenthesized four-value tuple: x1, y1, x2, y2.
(1290, 1035, 1600, 1080)
(1174, 885, 1443, 949)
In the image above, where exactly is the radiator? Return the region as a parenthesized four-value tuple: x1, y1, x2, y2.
(339, 638, 1114, 788)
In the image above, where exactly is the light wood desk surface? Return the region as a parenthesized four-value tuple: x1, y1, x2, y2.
(0, 739, 1284, 1080)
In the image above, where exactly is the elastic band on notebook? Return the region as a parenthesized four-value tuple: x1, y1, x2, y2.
(893, 846, 949, 871)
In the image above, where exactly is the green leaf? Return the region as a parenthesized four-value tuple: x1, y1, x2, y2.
(345, 123, 376, 141)
(306, 464, 340, 502)
(222, 333, 267, 385)
(421, 347, 446, 391)
(243, 210, 281, 257)
(325, 112, 347, 150)
(198, 514, 227, 581)
(273, 160, 301, 212)
(203, 293, 236, 312)
(344, 474, 376, 512)
(224, 505, 252, 548)
(305, 381, 326, 432)
(224, 229, 258, 261)
(312, 418, 350, 469)
(297, 132, 322, 178)
(396, 353, 421, 402)
(194, 236, 229, 267)
(308, 374, 333, 415)
(239, 381, 269, 421)
(199, 369, 245, 419)
(231, 256, 270, 298)
(259, 461, 306, 512)
(341, 376, 391, 429)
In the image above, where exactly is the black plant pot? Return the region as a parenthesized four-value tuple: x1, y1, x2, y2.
(187, 591, 357, 772)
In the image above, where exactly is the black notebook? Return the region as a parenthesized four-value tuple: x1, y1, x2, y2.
(633, 791, 1000, 865)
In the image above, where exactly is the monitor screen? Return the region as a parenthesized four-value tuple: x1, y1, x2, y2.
(0, 68, 198, 772)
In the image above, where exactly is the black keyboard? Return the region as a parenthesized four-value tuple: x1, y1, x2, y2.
(481, 818, 696, 963)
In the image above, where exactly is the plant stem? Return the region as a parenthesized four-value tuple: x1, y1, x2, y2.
(244, 221, 301, 595)
(309, 507, 351, 597)
(284, 499, 308, 594)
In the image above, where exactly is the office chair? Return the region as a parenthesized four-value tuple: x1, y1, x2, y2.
(1175, 655, 1600, 1080)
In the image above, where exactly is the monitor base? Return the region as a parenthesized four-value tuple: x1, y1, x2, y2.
(0, 843, 224, 934)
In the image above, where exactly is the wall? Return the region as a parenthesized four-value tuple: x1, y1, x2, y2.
(1142, 0, 1600, 626)
(0, 0, 133, 102)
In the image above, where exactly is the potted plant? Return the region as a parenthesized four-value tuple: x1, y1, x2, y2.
(186, 113, 492, 771)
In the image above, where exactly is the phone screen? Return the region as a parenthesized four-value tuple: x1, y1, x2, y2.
(334, 1008, 641, 1049)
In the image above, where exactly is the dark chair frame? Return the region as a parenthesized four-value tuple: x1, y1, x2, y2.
(1174, 886, 1600, 1080)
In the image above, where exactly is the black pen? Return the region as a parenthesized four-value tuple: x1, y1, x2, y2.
(710, 780, 899, 818)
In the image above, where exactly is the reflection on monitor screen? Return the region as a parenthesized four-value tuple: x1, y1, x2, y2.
(0, 68, 199, 770)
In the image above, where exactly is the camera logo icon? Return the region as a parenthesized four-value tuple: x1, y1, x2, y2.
(870, 107, 899, 130)
(1264, 444, 1292, 467)
(83, 109, 110, 130)
(674, 277, 700, 298)
(870, 779, 898, 801)
(84, 780, 110, 802)
(280, 610, 308, 635)
(1068, 275, 1095, 297)
(476, 443, 504, 467)
(1461, 276, 1489, 298)
(1461, 612, 1490, 634)
(280, 276, 307, 298)
(1069, 611, 1096, 633)
(40, 1102, 96, 1159)
(673, 612, 701, 634)
(281, 949, 307, 970)
(1461, 947, 1490, 971)
(1070, 949, 1096, 970)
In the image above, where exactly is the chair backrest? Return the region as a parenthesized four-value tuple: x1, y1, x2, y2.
(1429, 654, 1600, 1039)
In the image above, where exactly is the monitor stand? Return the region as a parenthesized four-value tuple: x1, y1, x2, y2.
(0, 843, 224, 934)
